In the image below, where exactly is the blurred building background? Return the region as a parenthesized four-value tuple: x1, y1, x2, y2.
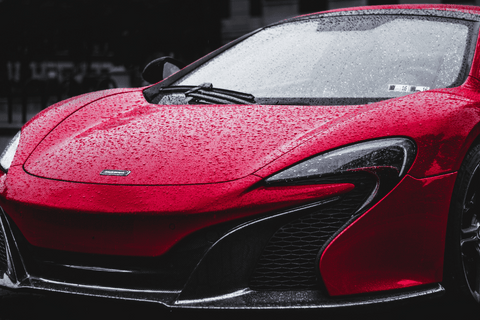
(222, 0, 480, 42)
(1, 0, 479, 127)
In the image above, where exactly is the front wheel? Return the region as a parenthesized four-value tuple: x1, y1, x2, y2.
(446, 143, 480, 305)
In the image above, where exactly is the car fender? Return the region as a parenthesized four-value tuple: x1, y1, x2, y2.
(255, 81, 480, 180)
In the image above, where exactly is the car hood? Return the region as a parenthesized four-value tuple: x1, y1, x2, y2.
(24, 90, 362, 185)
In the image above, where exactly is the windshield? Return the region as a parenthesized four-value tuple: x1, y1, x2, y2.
(174, 15, 471, 100)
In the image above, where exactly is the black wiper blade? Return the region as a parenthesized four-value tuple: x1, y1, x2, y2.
(184, 83, 256, 105)
(143, 83, 256, 105)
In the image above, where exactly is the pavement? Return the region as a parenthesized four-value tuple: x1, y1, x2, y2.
(0, 287, 474, 320)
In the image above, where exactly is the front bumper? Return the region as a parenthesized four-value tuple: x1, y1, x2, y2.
(0, 206, 445, 309)
(0, 173, 454, 309)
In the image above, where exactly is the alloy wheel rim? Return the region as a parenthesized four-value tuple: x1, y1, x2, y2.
(460, 164, 480, 303)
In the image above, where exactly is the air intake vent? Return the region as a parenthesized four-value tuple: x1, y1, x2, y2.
(0, 223, 8, 273)
(249, 176, 375, 290)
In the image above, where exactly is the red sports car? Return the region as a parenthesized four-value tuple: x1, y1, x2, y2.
(1, 3, 480, 309)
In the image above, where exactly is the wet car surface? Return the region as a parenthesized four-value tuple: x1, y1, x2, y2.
(2, 3, 480, 311)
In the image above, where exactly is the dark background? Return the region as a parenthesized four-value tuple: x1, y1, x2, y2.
(0, 0, 226, 101)
(0, 0, 235, 132)
(0, 0, 478, 317)
(0, 0, 471, 122)
(0, 0, 226, 79)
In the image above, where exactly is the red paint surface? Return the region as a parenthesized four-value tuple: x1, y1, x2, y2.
(11, 88, 138, 168)
(1, 165, 352, 256)
(255, 79, 480, 180)
(18, 80, 480, 186)
(23, 91, 352, 184)
(319, 173, 457, 296)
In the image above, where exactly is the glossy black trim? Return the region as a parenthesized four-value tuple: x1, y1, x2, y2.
(264, 137, 416, 186)
(0, 208, 28, 285)
(300, 7, 480, 22)
(178, 197, 342, 301)
(145, 83, 256, 105)
(10, 211, 259, 291)
(142, 57, 186, 84)
(174, 283, 445, 309)
(249, 172, 376, 291)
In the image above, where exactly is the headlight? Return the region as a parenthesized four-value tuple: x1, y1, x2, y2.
(0, 131, 21, 173)
(265, 138, 416, 212)
(266, 138, 416, 184)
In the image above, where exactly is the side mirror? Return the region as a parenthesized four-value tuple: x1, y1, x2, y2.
(142, 57, 185, 84)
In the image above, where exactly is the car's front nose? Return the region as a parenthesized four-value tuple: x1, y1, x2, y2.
(0, 162, 449, 308)
(0, 88, 465, 308)
(1, 163, 356, 257)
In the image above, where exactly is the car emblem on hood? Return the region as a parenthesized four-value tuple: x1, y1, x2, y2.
(100, 169, 131, 176)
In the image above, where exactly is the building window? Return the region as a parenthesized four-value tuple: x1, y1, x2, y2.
(216, 0, 230, 19)
(441, 0, 474, 3)
(298, 0, 328, 14)
(250, 0, 263, 17)
(367, 0, 399, 5)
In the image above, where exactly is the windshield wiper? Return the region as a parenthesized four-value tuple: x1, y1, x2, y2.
(144, 83, 256, 105)
(183, 83, 255, 105)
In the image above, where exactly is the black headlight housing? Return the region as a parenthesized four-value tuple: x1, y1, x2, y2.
(265, 137, 416, 212)
(0, 131, 21, 173)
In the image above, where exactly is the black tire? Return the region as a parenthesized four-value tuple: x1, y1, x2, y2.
(446, 143, 480, 306)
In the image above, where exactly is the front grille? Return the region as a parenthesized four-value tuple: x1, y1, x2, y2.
(249, 175, 375, 290)
(22, 238, 208, 291)
(10, 210, 250, 291)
